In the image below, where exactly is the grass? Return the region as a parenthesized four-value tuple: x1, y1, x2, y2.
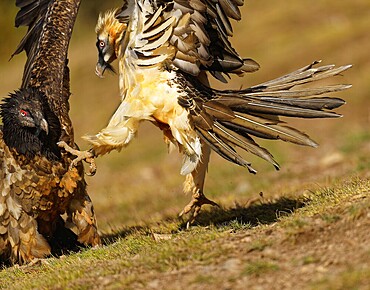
(0, 177, 369, 289)
(242, 261, 280, 276)
(313, 267, 370, 290)
(0, 0, 370, 289)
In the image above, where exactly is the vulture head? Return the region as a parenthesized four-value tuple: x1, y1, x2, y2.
(1, 88, 61, 160)
(95, 9, 128, 77)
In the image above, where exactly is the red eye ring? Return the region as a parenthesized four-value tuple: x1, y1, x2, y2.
(20, 109, 28, 117)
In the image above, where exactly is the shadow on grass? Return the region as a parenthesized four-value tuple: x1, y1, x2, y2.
(0, 197, 305, 267)
(100, 225, 149, 246)
(101, 196, 305, 245)
(192, 197, 305, 228)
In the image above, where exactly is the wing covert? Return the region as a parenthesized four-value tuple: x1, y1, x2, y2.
(115, 0, 259, 82)
(172, 0, 260, 81)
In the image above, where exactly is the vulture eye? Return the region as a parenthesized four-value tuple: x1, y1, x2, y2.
(99, 40, 105, 48)
(20, 109, 28, 117)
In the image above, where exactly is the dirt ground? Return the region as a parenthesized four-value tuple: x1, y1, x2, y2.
(144, 196, 370, 290)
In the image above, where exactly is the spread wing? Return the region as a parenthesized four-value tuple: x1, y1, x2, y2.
(12, 0, 51, 87)
(115, 0, 259, 82)
(12, 0, 82, 144)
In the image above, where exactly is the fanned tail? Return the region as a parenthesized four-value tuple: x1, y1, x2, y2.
(185, 61, 352, 173)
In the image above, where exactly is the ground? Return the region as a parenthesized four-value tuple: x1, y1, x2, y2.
(0, 0, 369, 289)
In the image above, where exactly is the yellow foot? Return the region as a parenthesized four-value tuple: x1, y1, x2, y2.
(179, 192, 220, 227)
(58, 141, 97, 176)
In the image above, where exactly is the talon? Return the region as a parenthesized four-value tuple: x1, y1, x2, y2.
(57, 141, 97, 176)
(85, 156, 97, 176)
(179, 192, 220, 226)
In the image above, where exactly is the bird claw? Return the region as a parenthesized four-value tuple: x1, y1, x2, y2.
(179, 192, 220, 228)
(57, 141, 97, 176)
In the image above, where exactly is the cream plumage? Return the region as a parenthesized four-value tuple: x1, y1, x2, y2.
(72, 0, 351, 222)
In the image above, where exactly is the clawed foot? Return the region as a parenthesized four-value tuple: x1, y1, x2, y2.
(58, 141, 97, 176)
(179, 191, 220, 228)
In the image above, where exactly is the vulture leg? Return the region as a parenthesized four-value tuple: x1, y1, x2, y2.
(180, 141, 219, 225)
(9, 215, 51, 265)
(66, 184, 101, 247)
(58, 141, 97, 176)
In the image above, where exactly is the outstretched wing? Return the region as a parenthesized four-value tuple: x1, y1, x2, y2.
(115, 0, 259, 82)
(13, 0, 51, 87)
(12, 0, 82, 144)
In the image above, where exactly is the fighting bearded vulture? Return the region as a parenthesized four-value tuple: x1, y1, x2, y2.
(0, 0, 100, 265)
(65, 0, 351, 222)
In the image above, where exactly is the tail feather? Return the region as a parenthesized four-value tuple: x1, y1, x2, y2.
(215, 97, 343, 118)
(221, 121, 281, 140)
(220, 81, 350, 99)
(231, 113, 318, 147)
(250, 62, 351, 91)
(195, 127, 257, 174)
(241, 84, 350, 98)
(203, 100, 235, 120)
(213, 122, 280, 169)
(255, 96, 345, 110)
(184, 61, 351, 171)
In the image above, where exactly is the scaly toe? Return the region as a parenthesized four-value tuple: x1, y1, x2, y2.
(180, 194, 219, 226)
(58, 142, 96, 175)
(179, 202, 195, 217)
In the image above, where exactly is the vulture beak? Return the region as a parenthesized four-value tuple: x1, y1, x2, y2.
(35, 118, 49, 136)
(40, 118, 49, 135)
(95, 53, 116, 78)
(95, 61, 106, 78)
(95, 61, 116, 78)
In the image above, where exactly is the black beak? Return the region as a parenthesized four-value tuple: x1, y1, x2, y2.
(95, 55, 115, 78)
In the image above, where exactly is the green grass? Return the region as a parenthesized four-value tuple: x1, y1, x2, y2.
(242, 261, 280, 276)
(0, 177, 369, 289)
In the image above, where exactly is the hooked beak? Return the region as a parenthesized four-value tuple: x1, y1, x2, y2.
(95, 61, 106, 78)
(35, 118, 49, 136)
(95, 61, 116, 78)
(95, 54, 116, 78)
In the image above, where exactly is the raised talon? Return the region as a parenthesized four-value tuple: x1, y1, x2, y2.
(57, 141, 97, 176)
(179, 192, 220, 226)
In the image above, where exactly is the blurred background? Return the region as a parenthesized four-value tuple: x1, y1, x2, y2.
(0, 0, 368, 232)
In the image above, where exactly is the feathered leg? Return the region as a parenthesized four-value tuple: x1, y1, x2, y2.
(66, 181, 101, 247)
(0, 190, 50, 265)
(180, 141, 219, 224)
(6, 215, 51, 265)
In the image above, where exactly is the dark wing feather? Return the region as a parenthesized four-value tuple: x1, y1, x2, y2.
(12, 0, 51, 87)
(13, 0, 81, 144)
(178, 62, 351, 171)
(15, 0, 49, 26)
(116, 0, 259, 82)
(172, 0, 260, 80)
